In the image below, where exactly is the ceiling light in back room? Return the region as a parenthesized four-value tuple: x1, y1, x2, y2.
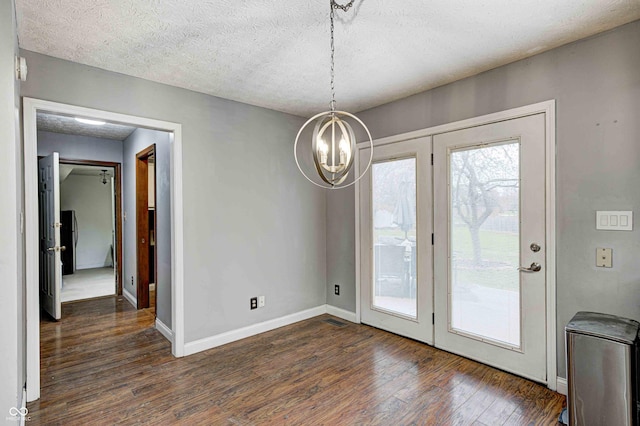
(75, 117, 106, 126)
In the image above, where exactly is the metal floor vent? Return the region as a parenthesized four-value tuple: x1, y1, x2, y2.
(323, 318, 347, 327)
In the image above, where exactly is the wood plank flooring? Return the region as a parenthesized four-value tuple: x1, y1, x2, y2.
(28, 296, 564, 425)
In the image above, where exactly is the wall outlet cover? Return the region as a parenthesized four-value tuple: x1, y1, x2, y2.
(334, 285, 340, 295)
(250, 297, 258, 310)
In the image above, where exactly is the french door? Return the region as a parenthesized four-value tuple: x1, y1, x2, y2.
(433, 114, 547, 382)
(359, 137, 433, 344)
(358, 112, 548, 383)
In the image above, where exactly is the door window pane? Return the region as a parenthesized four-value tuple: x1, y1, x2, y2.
(449, 142, 520, 346)
(372, 158, 417, 319)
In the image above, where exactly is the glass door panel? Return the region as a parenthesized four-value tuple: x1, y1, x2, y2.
(372, 158, 417, 319)
(433, 113, 547, 382)
(359, 136, 432, 345)
(449, 142, 520, 346)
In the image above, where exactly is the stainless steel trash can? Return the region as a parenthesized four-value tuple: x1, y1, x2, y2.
(566, 311, 639, 426)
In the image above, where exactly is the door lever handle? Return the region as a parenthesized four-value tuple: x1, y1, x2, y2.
(519, 262, 541, 273)
(47, 246, 66, 252)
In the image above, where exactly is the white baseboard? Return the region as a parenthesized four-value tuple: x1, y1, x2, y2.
(556, 377, 567, 395)
(122, 288, 137, 308)
(155, 318, 174, 344)
(326, 305, 358, 323)
(184, 305, 327, 356)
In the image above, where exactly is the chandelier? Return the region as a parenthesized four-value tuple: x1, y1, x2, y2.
(294, 0, 373, 189)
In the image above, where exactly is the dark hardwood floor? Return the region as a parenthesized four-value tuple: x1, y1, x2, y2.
(29, 296, 564, 425)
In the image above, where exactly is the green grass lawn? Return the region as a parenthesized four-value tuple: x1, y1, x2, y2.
(451, 225, 519, 265)
(373, 225, 520, 291)
(451, 226, 520, 292)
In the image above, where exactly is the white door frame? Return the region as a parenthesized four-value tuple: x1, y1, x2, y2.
(355, 99, 556, 390)
(23, 98, 186, 402)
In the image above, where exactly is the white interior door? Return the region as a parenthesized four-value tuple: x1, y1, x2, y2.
(433, 114, 547, 382)
(38, 152, 62, 320)
(359, 137, 433, 344)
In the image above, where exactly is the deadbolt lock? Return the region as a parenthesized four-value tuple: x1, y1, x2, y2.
(530, 243, 541, 252)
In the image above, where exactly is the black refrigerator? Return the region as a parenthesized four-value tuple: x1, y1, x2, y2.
(60, 210, 77, 275)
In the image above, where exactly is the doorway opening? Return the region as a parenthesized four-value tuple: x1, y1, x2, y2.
(355, 100, 557, 390)
(58, 160, 122, 303)
(24, 98, 186, 402)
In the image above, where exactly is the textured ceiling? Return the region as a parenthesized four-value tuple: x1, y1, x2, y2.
(37, 112, 136, 140)
(17, 0, 640, 117)
(62, 164, 114, 177)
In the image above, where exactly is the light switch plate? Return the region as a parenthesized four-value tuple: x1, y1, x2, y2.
(596, 248, 612, 268)
(596, 211, 633, 231)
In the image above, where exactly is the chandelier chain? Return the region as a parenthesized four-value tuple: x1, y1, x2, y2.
(329, 0, 353, 112)
(331, 0, 354, 12)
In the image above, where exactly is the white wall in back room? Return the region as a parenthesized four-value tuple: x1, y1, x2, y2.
(61, 174, 114, 269)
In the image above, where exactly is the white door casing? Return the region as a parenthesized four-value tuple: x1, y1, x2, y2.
(433, 113, 547, 382)
(359, 137, 433, 344)
(24, 97, 186, 402)
(38, 152, 62, 320)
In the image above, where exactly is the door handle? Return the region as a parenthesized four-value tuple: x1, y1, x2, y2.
(519, 262, 541, 273)
(47, 246, 66, 252)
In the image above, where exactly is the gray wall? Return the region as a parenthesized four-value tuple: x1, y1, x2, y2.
(328, 20, 640, 379)
(37, 130, 124, 164)
(60, 174, 114, 269)
(325, 188, 356, 310)
(20, 50, 327, 344)
(122, 128, 172, 327)
(1, 0, 24, 417)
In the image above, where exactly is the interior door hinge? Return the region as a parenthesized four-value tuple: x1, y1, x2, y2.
(431, 233, 434, 245)
(432, 313, 435, 325)
(431, 153, 434, 165)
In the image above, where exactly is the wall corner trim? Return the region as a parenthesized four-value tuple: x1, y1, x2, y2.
(183, 305, 328, 356)
(326, 305, 358, 323)
(122, 288, 137, 308)
(155, 318, 174, 344)
(556, 377, 567, 395)
(20, 387, 27, 426)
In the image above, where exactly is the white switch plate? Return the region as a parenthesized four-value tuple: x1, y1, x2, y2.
(596, 211, 633, 231)
(596, 248, 613, 268)
(258, 295, 265, 308)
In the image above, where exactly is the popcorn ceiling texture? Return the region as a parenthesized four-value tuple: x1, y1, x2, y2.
(37, 112, 136, 140)
(16, 0, 640, 117)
